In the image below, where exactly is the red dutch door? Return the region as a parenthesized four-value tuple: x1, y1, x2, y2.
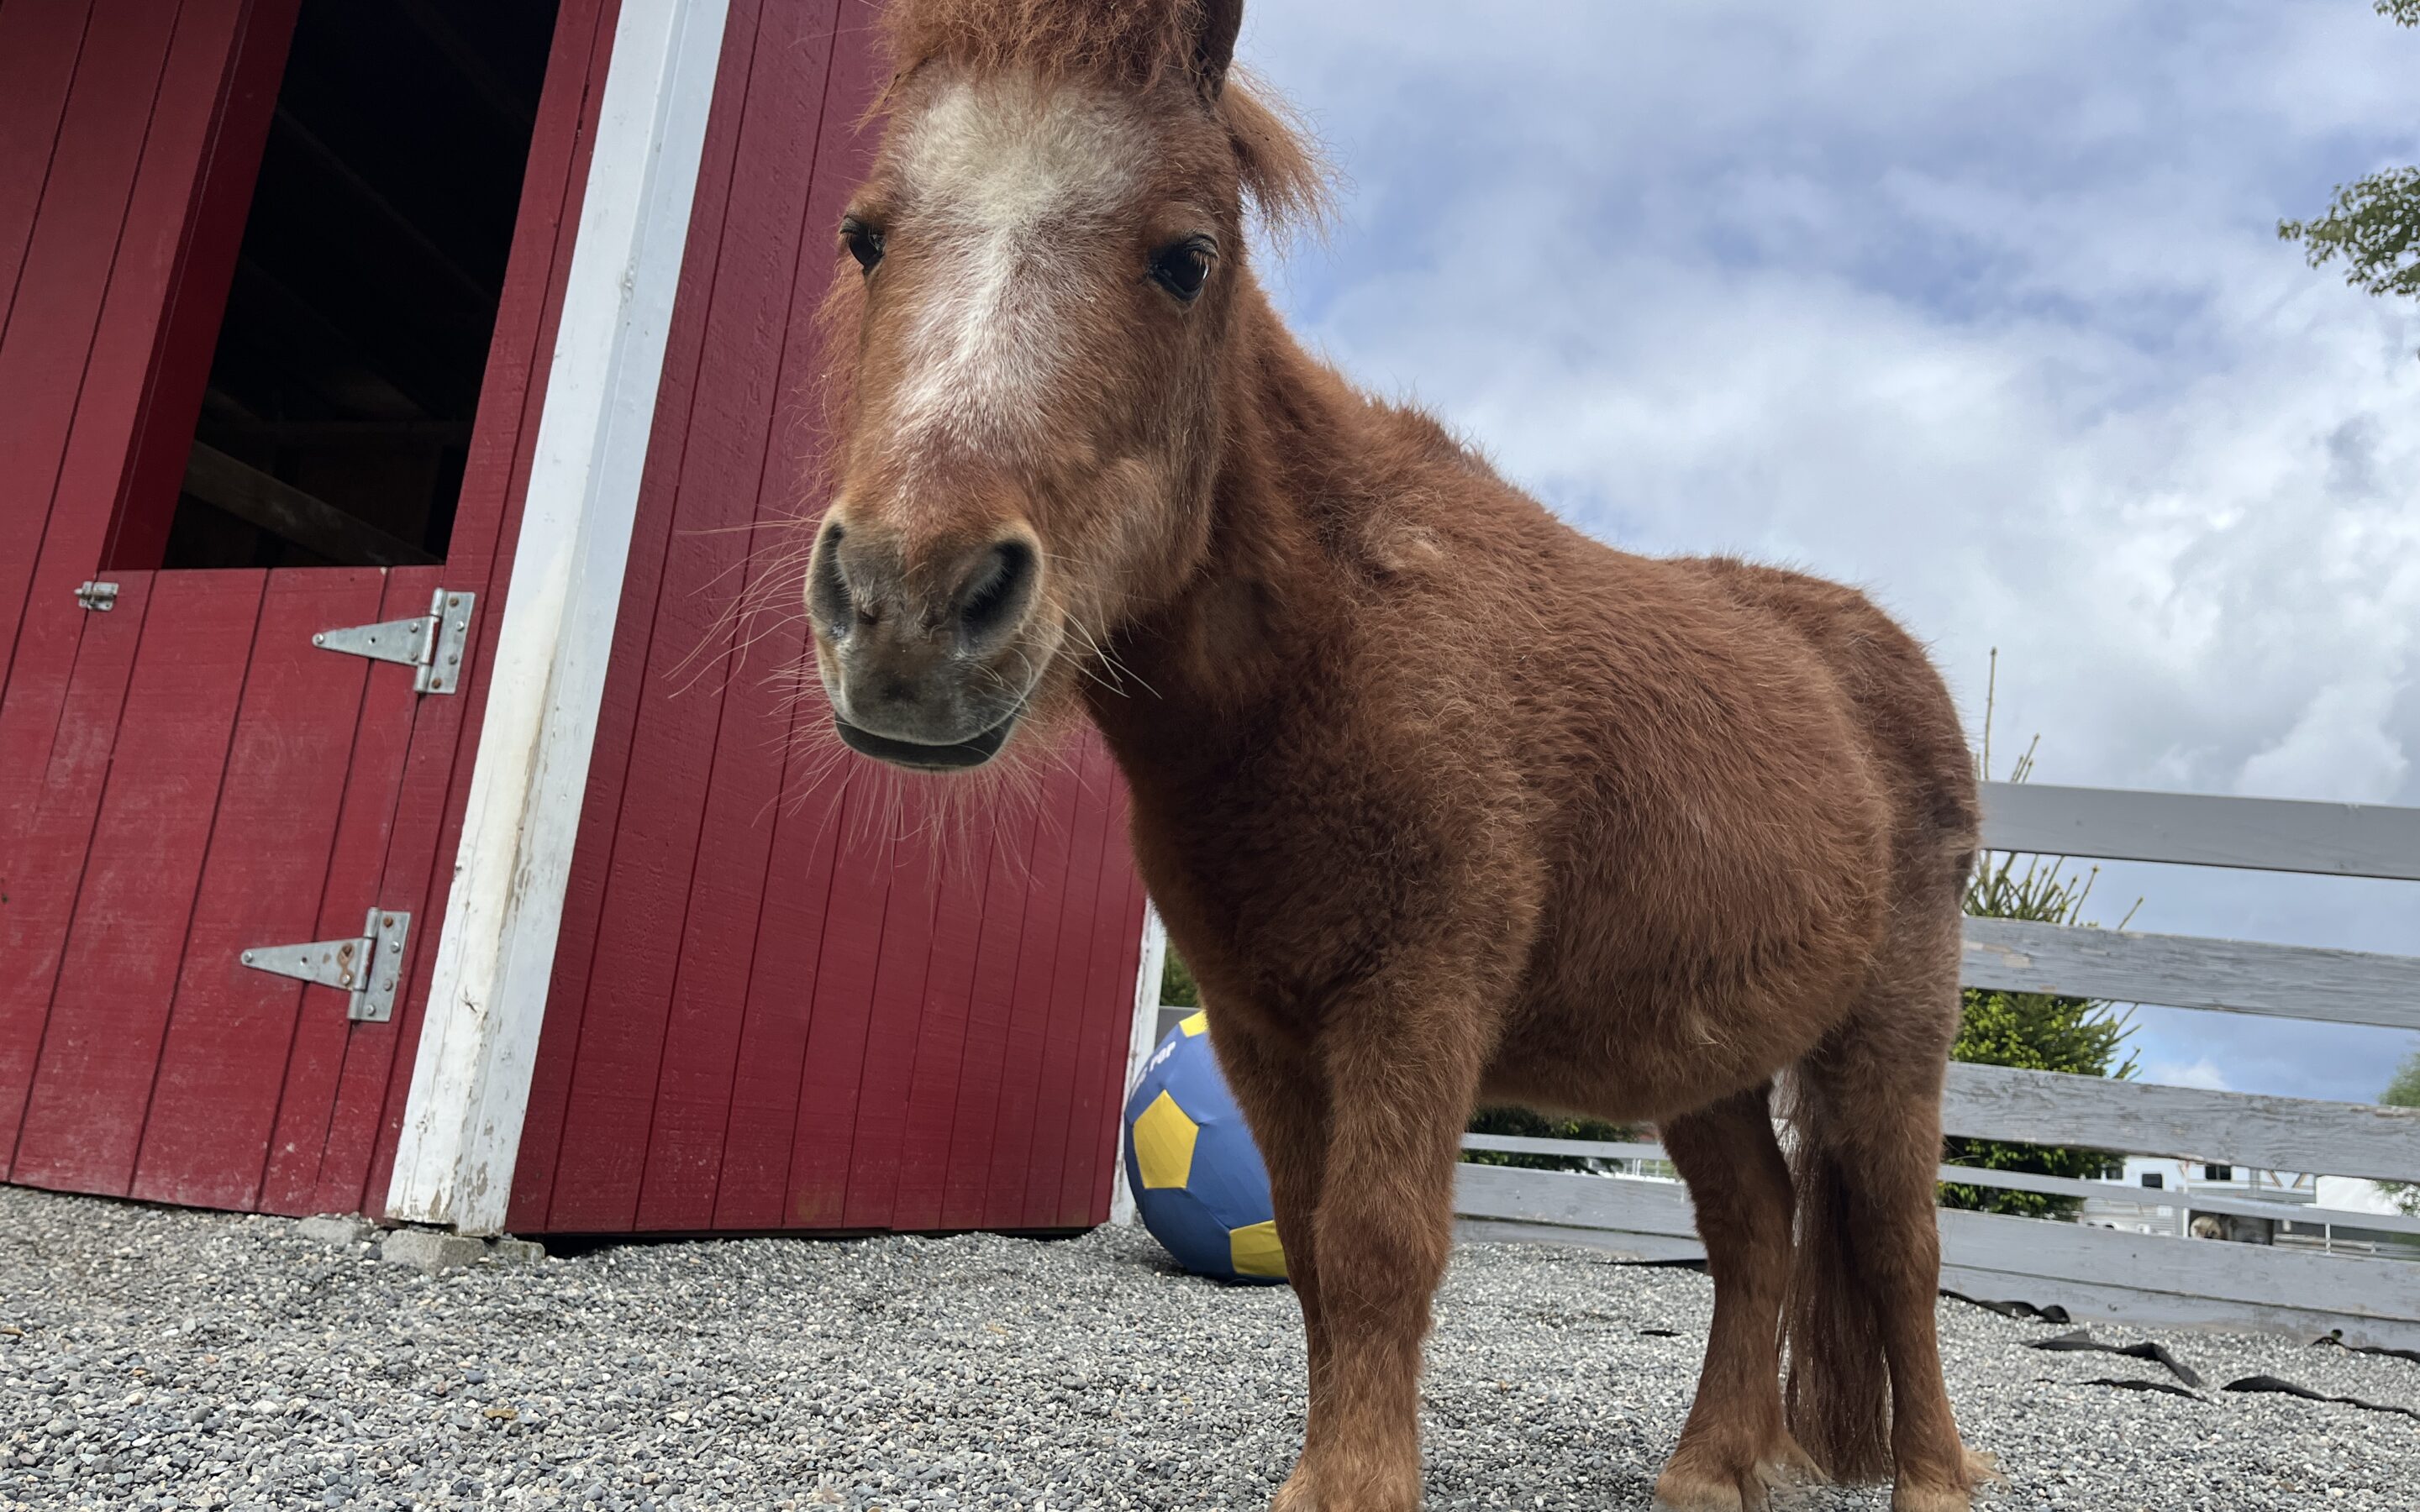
(0, 0, 608, 1215)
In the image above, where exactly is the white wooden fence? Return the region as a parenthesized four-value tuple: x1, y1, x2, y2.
(1152, 781, 2420, 1350)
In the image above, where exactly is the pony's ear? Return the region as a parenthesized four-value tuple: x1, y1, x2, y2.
(1189, 0, 1244, 97)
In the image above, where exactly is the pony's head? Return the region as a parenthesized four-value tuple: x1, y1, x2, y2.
(806, 0, 1320, 771)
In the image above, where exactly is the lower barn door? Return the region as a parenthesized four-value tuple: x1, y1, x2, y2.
(0, 0, 610, 1214)
(5, 570, 438, 1214)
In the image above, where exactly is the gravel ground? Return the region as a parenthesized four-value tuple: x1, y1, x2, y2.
(1, 1183, 2414, 1511)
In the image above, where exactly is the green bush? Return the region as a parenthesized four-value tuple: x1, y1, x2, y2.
(1941, 720, 2139, 1220)
(1159, 948, 1199, 1010)
(2383, 1053, 2420, 1217)
(1462, 1106, 1641, 1173)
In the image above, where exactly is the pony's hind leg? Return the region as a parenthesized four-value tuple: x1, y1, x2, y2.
(1788, 926, 1988, 1512)
(1653, 1084, 1816, 1512)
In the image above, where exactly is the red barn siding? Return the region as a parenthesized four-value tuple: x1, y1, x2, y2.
(505, 0, 1150, 1237)
(0, 0, 625, 1219)
(1, 0, 1142, 1232)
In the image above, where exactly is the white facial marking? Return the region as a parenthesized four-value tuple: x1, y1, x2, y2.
(889, 76, 1149, 454)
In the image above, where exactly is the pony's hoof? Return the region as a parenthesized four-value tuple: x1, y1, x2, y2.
(1267, 1462, 1421, 1512)
(1651, 1467, 1756, 1512)
(1653, 1436, 1823, 1512)
(1886, 1442, 2000, 1511)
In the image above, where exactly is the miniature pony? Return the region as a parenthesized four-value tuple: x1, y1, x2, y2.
(803, 3, 1987, 1509)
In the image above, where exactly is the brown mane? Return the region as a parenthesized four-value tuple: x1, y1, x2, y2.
(879, 0, 1330, 233)
(881, 0, 1225, 91)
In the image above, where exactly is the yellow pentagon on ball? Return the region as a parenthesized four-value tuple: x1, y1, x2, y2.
(1228, 1220, 1286, 1280)
(1131, 1090, 1199, 1190)
(1179, 1011, 1207, 1037)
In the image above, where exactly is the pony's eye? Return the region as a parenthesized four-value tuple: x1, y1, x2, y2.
(1150, 238, 1214, 302)
(840, 215, 884, 273)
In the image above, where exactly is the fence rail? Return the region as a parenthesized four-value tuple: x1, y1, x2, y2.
(1455, 1163, 2420, 1347)
(1943, 1063, 2420, 1184)
(1460, 1131, 2420, 1238)
(1978, 780, 2420, 879)
(1961, 916, 2420, 1032)
(1147, 780, 2420, 1349)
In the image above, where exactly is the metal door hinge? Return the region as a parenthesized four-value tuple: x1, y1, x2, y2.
(76, 581, 118, 612)
(313, 588, 475, 694)
(241, 909, 412, 1022)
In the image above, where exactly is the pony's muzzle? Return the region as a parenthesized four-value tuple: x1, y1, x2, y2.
(807, 515, 1043, 769)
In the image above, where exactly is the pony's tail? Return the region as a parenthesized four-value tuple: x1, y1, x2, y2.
(1781, 1099, 1895, 1483)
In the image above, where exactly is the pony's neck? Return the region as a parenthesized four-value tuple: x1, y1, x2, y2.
(1088, 278, 1386, 754)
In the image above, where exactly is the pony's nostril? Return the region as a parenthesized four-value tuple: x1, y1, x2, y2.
(809, 521, 853, 638)
(952, 538, 1037, 647)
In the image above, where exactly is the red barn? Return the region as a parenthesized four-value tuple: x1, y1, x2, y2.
(0, 0, 1159, 1237)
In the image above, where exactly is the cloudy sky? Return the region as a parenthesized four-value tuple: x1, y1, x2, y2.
(1229, 0, 2420, 1102)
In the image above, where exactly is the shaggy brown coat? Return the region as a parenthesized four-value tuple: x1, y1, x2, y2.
(808, 4, 1989, 1509)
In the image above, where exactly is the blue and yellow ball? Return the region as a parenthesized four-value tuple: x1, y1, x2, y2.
(1123, 1011, 1288, 1284)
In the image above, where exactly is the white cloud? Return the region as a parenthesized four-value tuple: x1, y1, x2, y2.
(1234, 0, 2420, 1100)
(2144, 1057, 2233, 1092)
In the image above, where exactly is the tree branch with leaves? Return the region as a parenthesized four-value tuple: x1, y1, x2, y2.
(2278, 2, 2420, 300)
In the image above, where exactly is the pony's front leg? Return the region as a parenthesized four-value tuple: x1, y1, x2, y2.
(1209, 1017, 1335, 1501)
(1273, 998, 1484, 1512)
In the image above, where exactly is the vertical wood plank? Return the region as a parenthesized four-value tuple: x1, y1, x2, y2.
(0, 0, 176, 835)
(0, 0, 94, 321)
(782, 780, 898, 1228)
(105, 0, 303, 570)
(1, 0, 242, 701)
(837, 803, 943, 1229)
(1, 0, 187, 984)
(979, 766, 1081, 1228)
(1081, 859, 1150, 1224)
(1055, 743, 1144, 1226)
(937, 797, 1047, 1229)
(1017, 742, 1117, 1224)
(258, 569, 434, 1215)
(527, 0, 766, 1234)
(700, 766, 853, 1231)
(884, 817, 999, 1231)
(131, 569, 382, 1210)
(0, 0, 255, 1192)
(629, 0, 847, 1235)
(342, 0, 621, 1221)
(11, 570, 263, 1194)
(0, 0, 176, 595)
(0, 576, 151, 1177)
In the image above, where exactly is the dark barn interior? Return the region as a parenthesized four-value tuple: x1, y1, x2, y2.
(164, 0, 560, 570)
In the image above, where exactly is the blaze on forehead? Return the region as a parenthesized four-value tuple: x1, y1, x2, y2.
(881, 0, 1239, 92)
(876, 0, 1330, 238)
(894, 76, 1154, 225)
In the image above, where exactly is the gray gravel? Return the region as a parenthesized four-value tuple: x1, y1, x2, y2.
(1, 1183, 2414, 1511)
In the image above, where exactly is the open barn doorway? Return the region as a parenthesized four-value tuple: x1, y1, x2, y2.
(152, 0, 560, 569)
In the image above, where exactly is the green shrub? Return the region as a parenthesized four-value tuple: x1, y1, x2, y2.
(1462, 1106, 1642, 1173)
(1941, 709, 2139, 1220)
(1160, 948, 1199, 1010)
(2383, 1053, 2420, 1217)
